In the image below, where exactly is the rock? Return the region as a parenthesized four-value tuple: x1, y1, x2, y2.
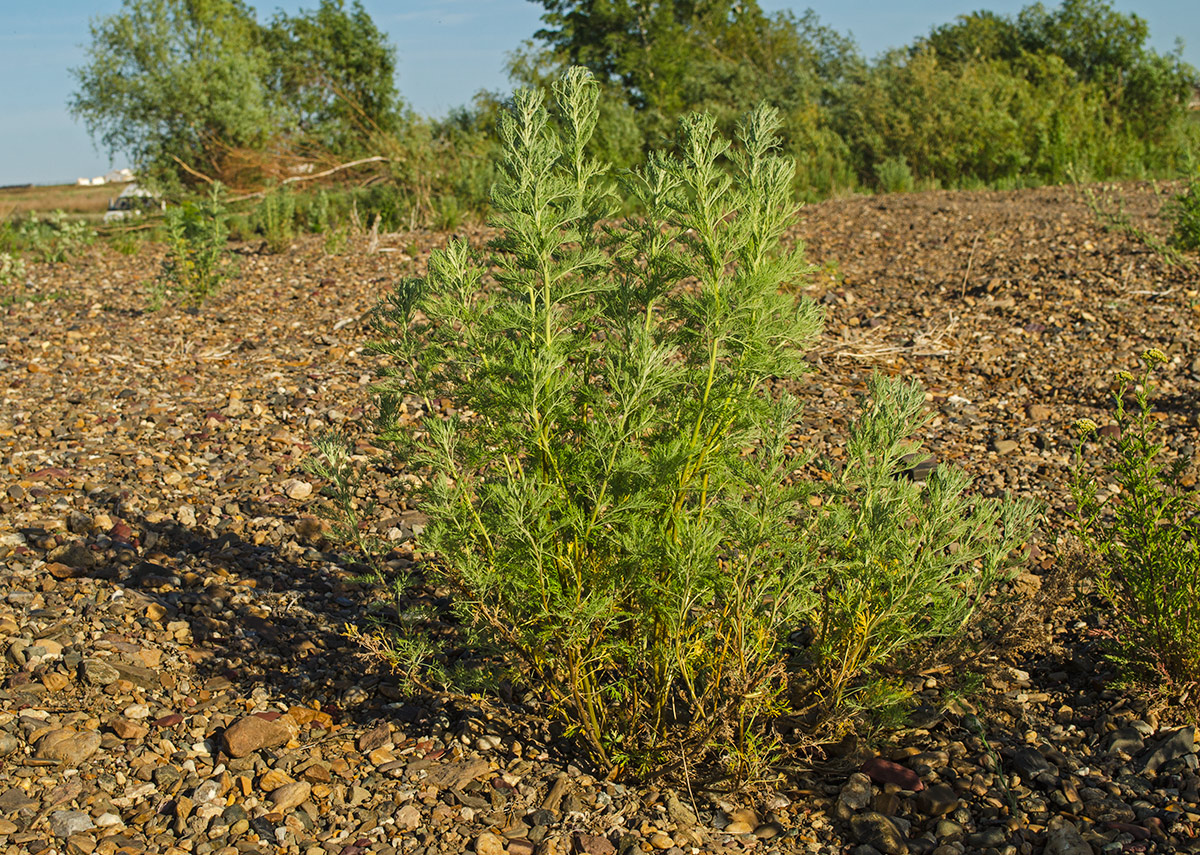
(0, 734, 19, 756)
(0, 788, 38, 812)
(648, 831, 673, 849)
(269, 781, 311, 812)
(424, 758, 491, 790)
(862, 757, 924, 791)
(992, 438, 1019, 455)
(473, 832, 505, 855)
(666, 790, 698, 827)
(221, 714, 297, 758)
(1106, 727, 1145, 756)
(572, 832, 615, 855)
(110, 717, 149, 740)
(395, 804, 421, 830)
(966, 827, 1008, 848)
(357, 720, 391, 753)
(1140, 726, 1197, 774)
(839, 772, 875, 819)
(49, 810, 95, 838)
(850, 812, 909, 855)
(41, 671, 70, 692)
(36, 728, 102, 766)
(914, 784, 959, 816)
(754, 823, 782, 839)
(542, 775, 570, 814)
(193, 779, 223, 803)
(1011, 747, 1052, 779)
(283, 479, 313, 500)
(80, 658, 120, 686)
(1044, 816, 1094, 855)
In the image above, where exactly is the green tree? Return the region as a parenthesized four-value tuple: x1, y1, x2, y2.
(521, 1, 862, 191)
(264, 0, 404, 154)
(70, 0, 404, 188)
(70, 0, 276, 188)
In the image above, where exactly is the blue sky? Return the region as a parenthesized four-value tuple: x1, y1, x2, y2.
(1, 1, 1196, 186)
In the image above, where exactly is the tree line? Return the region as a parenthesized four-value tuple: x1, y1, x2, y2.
(70, 0, 1200, 216)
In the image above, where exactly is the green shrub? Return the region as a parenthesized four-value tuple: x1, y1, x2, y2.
(0, 252, 27, 287)
(364, 68, 1037, 779)
(0, 211, 95, 264)
(1072, 350, 1200, 686)
(306, 188, 334, 233)
(157, 184, 232, 307)
(1168, 175, 1200, 252)
(256, 186, 296, 253)
(875, 155, 915, 193)
(802, 374, 1039, 715)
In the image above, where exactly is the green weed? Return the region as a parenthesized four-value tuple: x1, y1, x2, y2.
(156, 183, 233, 307)
(356, 69, 1037, 781)
(1072, 349, 1200, 689)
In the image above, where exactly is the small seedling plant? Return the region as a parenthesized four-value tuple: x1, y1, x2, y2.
(1073, 350, 1200, 688)
(155, 183, 232, 307)
(367, 68, 1038, 779)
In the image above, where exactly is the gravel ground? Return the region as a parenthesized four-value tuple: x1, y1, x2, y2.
(2, 181, 1199, 855)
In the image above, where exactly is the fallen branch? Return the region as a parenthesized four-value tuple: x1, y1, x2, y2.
(170, 155, 217, 186)
(226, 156, 390, 203)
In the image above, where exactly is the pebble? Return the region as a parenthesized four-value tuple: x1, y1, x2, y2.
(49, 810, 95, 838)
(850, 812, 909, 855)
(268, 781, 311, 812)
(36, 727, 102, 765)
(221, 713, 296, 757)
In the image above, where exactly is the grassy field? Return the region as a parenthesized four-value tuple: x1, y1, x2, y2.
(0, 182, 119, 219)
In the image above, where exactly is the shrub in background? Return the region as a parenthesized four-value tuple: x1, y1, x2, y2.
(1168, 175, 1200, 252)
(360, 68, 1038, 779)
(874, 155, 915, 193)
(256, 185, 296, 253)
(0, 253, 27, 287)
(156, 184, 232, 307)
(1072, 350, 1200, 687)
(0, 211, 95, 265)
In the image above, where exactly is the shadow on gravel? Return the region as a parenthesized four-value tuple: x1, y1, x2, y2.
(67, 504, 427, 729)
(55, 501, 585, 765)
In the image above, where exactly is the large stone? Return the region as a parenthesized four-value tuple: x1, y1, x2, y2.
(473, 832, 505, 855)
(1140, 726, 1197, 774)
(861, 757, 923, 792)
(395, 804, 421, 830)
(221, 714, 297, 758)
(666, 789, 698, 827)
(1011, 747, 1052, 779)
(357, 720, 392, 753)
(268, 781, 311, 812)
(423, 758, 491, 790)
(838, 772, 875, 819)
(49, 810, 94, 838)
(80, 659, 120, 687)
(850, 812, 908, 855)
(1044, 816, 1094, 855)
(914, 784, 959, 817)
(572, 833, 615, 855)
(36, 728, 102, 766)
